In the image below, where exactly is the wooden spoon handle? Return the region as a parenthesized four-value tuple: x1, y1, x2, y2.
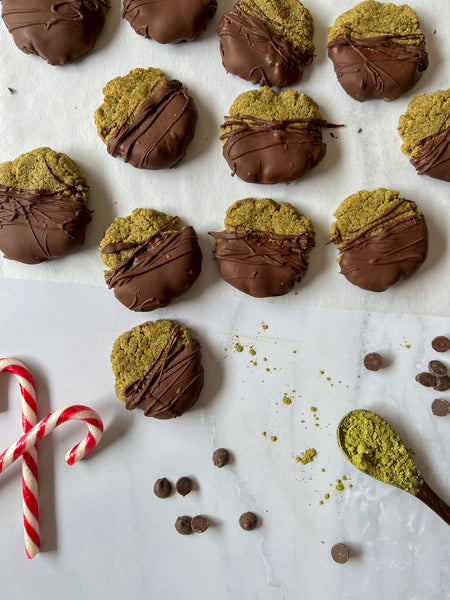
(416, 481, 450, 526)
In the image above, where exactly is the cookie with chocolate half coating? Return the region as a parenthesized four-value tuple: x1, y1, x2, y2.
(94, 68, 197, 170)
(330, 189, 428, 292)
(221, 87, 337, 185)
(327, 0, 428, 102)
(99, 208, 202, 312)
(398, 89, 450, 182)
(218, 0, 314, 88)
(209, 198, 315, 298)
(0, 147, 91, 264)
(122, 0, 217, 44)
(1, 0, 111, 66)
(111, 320, 203, 419)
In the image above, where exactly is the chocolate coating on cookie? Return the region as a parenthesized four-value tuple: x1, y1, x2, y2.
(102, 219, 202, 312)
(328, 34, 428, 102)
(2, 0, 109, 66)
(0, 185, 91, 264)
(122, 0, 217, 44)
(209, 230, 314, 298)
(106, 80, 197, 170)
(409, 121, 450, 182)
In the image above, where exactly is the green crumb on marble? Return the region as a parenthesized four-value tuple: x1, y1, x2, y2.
(234, 343, 243, 353)
(335, 480, 345, 492)
(342, 475, 347, 480)
(251, 360, 257, 366)
(249, 347, 256, 356)
(297, 448, 316, 465)
(262, 431, 267, 437)
(265, 368, 270, 372)
(321, 468, 326, 472)
(282, 394, 292, 405)
(292, 350, 297, 354)
(263, 357, 267, 361)
(310, 406, 318, 412)
(262, 323, 268, 330)
(270, 435, 278, 442)
(324, 493, 330, 500)
(300, 419, 305, 423)
(319, 500, 324, 505)
(315, 423, 320, 428)
(349, 484, 353, 489)
(319, 370, 325, 374)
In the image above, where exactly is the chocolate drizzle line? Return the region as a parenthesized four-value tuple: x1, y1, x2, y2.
(123, 328, 203, 418)
(2, 1, 104, 31)
(410, 114, 450, 178)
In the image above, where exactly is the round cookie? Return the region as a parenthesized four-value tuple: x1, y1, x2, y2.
(209, 198, 315, 298)
(330, 189, 428, 292)
(99, 208, 202, 312)
(327, 0, 428, 102)
(1, 0, 110, 66)
(94, 68, 197, 170)
(220, 87, 335, 185)
(0, 147, 91, 265)
(218, 0, 314, 88)
(398, 89, 450, 182)
(122, 0, 217, 44)
(111, 320, 204, 419)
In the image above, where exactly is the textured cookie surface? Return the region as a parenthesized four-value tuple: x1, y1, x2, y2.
(2, 0, 110, 65)
(0, 147, 91, 264)
(94, 67, 197, 170)
(122, 0, 217, 44)
(330, 188, 428, 292)
(327, 0, 428, 102)
(218, 0, 314, 88)
(100, 208, 202, 312)
(209, 198, 315, 297)
(111, 320, 204, 419)
(398, 89, 450, 182)
(220, 87, 327, 184)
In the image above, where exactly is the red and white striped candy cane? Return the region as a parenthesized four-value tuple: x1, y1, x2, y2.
(0, 359, 39, 559)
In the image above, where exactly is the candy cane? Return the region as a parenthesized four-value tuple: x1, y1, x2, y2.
(0, 359, 39, 559)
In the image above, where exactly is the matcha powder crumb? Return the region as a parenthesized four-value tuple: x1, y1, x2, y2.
(282, 394, 292, 405)
(296, 448, 317, 465)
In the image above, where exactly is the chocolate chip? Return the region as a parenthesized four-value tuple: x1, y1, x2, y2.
(212, 448, 230, 468)
(434, 375, 450, 392)
(191, 515, 209, 533)
(175, 516, 192, 535)
(8, 87, 14, 94)
(363, 352, 383, 371)
(239, 512, 258, 531)
(432, 336, 450, 353)
(428, 360, 448, 377)
(153, 477, 172, 499)
(176, 476, 193, 496)
(331, 543, 349, 564)
(431, 398, 450, 417)
(415, 372, 436, 387)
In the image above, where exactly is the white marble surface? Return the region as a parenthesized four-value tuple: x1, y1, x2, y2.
(0, 280, 449, 599)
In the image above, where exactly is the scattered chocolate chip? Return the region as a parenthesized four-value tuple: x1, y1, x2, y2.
(428, 360, 448, 377)
(213, 448, 230, 468)
(153, 477, 173, 499)
(434, 375, 450, 392)
(8, 87, 14, 94)
(191, 515, 209, 533)
(357, 128, 362, 133)
(431, 398, 450, 417)
(239, 512, 258, 531)
(331, 543, 350, 564)
(175, 516, 192, 535)
(330, 132, 336, 138)
(432, 336, 450, 353)
(415, 372, 436, 387)
(363, 352, 383, 371)
(176, 476, 193, 496)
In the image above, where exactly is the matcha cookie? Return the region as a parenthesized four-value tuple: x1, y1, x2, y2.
(2, 0, 110, 66)
(398, 89, 450, 182)
(111, 320, 203, 419)
(327, 0, 428, 102)
(209, 198, 315, 297)
(220, 87, 336, 184)
(330, 188, 428, 292)
(100, 208, 202, 312)
(94, 68, 197, 170)
(0, 147, 91, 265)
(122, 0, 217, 44)
(218, 0, 314, 88)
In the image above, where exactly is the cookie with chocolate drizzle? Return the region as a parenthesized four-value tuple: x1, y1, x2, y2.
(99, 208, 202, 312)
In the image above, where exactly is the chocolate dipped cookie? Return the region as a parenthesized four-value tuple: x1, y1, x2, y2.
(398, 89, 450, 182)
(220, 87, 335, 184)
(100, 208, 202, 312)
(218, 0, 314, 88)
(327, 0, 428, 102)
(209, 198, 315, 298)
(94, 68, 197, 170)
(330, 189, 428, 292)
(122, 0, 217, 44)
(111, 320, 203, 419)
(1, 0, 110, 66)
(0, 147, 91, 264)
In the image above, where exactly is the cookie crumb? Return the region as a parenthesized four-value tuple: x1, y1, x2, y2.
(8, 87, 14, 94)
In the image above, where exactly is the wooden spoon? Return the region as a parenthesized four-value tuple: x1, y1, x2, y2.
(337, 409, 450, 526)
